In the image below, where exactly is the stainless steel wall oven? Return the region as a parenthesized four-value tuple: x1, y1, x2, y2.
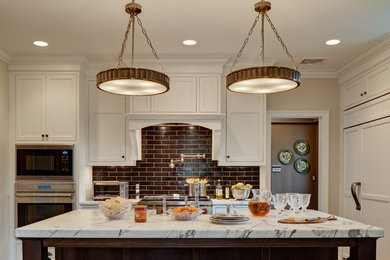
(15, 182, 75, 228)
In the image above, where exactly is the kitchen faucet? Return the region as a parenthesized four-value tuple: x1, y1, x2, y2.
(169, 153, 206, 168)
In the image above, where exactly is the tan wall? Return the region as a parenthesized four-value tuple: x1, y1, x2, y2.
(0, 60, 9, 259)
(267, 78, 340, 215)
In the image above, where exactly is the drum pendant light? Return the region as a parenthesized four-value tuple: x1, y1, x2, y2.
(227, 1, 301, 94)
(96, 1, 169, 96)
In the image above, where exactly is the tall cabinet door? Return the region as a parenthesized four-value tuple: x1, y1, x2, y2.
(15, 75, 45, 140)
(226, 92, 266, 164)
(342, 128, 362, 222)
(360, 118, 390, 260)
(45, 75, 77, 140)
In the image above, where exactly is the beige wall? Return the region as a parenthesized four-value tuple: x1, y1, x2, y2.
(0, 60, 9, 258)
(267, 78, 340, 215)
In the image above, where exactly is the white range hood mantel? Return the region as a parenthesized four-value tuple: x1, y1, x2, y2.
(126, 114, 225, 165)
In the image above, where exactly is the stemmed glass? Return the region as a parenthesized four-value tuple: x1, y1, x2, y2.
(298, 193, 311, 215)
(272, 193, 287, 219)
(287, 193, 299, 216)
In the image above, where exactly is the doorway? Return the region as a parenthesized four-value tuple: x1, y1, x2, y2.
(271, 118, 318, 209)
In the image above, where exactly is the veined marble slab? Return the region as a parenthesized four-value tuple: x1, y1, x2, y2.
(15, 209, 383, 239)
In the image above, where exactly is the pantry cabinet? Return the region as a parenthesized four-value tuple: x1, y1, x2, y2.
(15, 74, 78, 141)
(224, 92, 266, 165)
(88, 80, 131, 164)
(129, 74, 221, 114)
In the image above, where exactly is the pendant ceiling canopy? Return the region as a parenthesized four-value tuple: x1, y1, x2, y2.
(96, 1, 169, 96)
(226, 1, 301, 94)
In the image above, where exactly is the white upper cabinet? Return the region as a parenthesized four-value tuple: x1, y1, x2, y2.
(342, 63, 390, 109)
(88, 80, 131, 165)
(225, 92, 266, 165)
(15, 74, 78, 141)
(129, 74, 221, 114)
(153, 76, 197, 113)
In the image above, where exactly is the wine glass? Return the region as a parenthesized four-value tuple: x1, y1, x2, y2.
(272, 193, 287, 219)
(287, 193, 299, 216)
(298, 193, 311, 215)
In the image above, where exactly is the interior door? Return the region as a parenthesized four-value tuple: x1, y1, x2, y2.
(271, 120, 318, 209)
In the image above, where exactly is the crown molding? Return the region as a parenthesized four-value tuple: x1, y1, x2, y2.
(0, 48, 11, 64)
(338, 33, 390, 84)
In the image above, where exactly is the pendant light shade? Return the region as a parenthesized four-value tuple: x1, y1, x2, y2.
(227, 1, 301, 94)
(96, 1, 169, 96)
(97, 68, 169, 96)
(227, 66, 300, 94)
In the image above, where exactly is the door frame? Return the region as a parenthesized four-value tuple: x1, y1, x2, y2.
(264, 110, 329, 212)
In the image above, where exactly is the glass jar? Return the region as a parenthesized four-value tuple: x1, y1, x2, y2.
(134, 205, 147, 222)
(248, 189, 272, 217)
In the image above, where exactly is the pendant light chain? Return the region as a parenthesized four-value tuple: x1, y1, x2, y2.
(264, 13, 298, 69)
(136, 16, 166, 74)
(230, 13, 261, 72)
(131, 14, 135, 67)
(116, 15, 133, 68)
(260, 12, 265, 66)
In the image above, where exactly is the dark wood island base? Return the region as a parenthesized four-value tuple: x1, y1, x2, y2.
(21, 237, 378, 260)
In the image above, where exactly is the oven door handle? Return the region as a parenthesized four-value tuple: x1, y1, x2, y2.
(16, 193, 74, 198)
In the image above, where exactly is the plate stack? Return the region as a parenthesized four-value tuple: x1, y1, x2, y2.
(209, 213, 250, 225)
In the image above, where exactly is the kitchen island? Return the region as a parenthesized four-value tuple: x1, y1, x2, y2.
(15, 209, 383, 260)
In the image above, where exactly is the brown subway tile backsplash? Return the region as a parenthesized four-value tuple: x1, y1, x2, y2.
(93, 124, 260, 198)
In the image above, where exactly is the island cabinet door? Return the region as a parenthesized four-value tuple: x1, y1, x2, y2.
(343, 117, 390, 260)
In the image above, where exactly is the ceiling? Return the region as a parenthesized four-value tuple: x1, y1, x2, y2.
(0, 0, 389, 71)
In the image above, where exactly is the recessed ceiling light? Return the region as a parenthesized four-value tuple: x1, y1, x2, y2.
(325, 39, 341, 46)
(33, 41, 48, 47)
(183, 40, 197, 46)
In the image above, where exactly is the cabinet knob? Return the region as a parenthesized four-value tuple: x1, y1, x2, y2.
(364, 91, 367, 95)
(122, 155, 125, 159)
(41, 134, 44, 138)
(45, 134, 48, 137)
(360, 93, 364, 96)
(226, 155, 230, 159)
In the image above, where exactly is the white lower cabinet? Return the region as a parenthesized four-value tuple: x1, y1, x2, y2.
(15, 73, 78, 141)
(88, 80, 131, 165)
(212, 203, 249, 214)
(225, 92, 266, 165)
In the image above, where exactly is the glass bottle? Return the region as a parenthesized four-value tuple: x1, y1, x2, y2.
(248, 189, 272, 217)
(216, 179, 223, 200)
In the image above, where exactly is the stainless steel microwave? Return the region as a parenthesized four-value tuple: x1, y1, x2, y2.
(16, 144, 74, 181)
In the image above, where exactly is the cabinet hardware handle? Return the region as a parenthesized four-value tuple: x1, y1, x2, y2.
(360, 93, 363, 96)
(226, 155, 230, 159)
(45, 134, 48, 137)
(41, 134, 44, 138)
(122, 155, 125, 158)
(364, 91, 367, 95)
(351, 182, 361, 211)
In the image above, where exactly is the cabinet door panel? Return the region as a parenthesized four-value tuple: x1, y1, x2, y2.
(344, 78, 365, 108)
(227, 113, 261, 162)
(343, 129, 361, 192)
(45, 75, 77, 140)
(89, 81, 125, 114)
(153, 76, 197, 112)
(15, 75, 45, 140)
(89, 114, 126, 162)
(199, 76, 219, 113)
(131, 96, 151, 113)
(367, 66, 390, 98)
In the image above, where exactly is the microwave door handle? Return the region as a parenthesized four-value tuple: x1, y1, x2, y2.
(16, 193, 74, 198)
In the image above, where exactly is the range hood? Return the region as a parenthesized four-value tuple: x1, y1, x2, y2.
(126, 114, 225, 165)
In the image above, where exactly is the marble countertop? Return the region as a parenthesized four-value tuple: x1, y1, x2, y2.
(79, 199, 248, 208)
(15, 209, 383, 239)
